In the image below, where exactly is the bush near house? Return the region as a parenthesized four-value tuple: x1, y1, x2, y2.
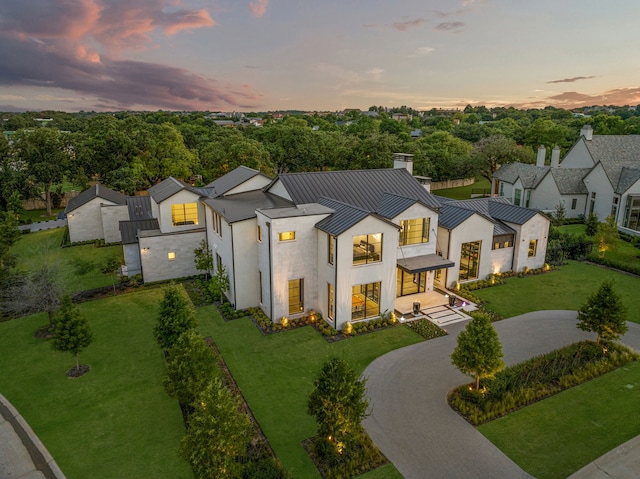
(449, 340, 639, 426)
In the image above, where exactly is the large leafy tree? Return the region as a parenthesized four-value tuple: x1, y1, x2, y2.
(471, 135, 534, 183)
(577, 280, 628, 345)
(163, 330, 223, 408)
(451, 313, 504, 390)
(12, 128, 71, 216)
(413, 131, 473, 181)
(52, 295, 93, 375)
(308, 357, 368, 454)
(154, 282, 197, 350)
(179, 379, 253, 479)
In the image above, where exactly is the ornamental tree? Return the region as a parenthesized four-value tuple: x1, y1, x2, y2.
(52, 295, 93, 374)
(308, 357, 368, 454)
(451, 312, 504, 390)
(179, 379, 253, 479)
(577, 280, 628, 345)
(154, 282, 197, 350)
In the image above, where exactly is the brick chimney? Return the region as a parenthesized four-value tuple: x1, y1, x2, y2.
(580, 124, 593, 141)
(551, 145, 561, 168)
(536, 145, 546, 168)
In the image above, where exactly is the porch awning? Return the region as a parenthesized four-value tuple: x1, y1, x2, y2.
(397, 254, 455, 273)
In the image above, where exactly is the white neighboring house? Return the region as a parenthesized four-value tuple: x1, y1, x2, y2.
(493, 125, 640, 235)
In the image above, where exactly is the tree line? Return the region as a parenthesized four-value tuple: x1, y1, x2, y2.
(3, 104, 640, 215)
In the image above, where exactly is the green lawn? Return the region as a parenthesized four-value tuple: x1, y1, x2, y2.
(433, 177, 492, 200)
(473, 261, 640, 323)
(10, 228, 123, 294)
(558, 223, 640, 269)
(20, 208, 64, 223)
(479, 361, 640, 479)
(197, 306, 424, 478)
(0, 289, 191, 479)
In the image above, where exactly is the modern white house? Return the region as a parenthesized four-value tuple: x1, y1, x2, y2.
(493, 125, 640, 236)
(66, 156, 549, 330)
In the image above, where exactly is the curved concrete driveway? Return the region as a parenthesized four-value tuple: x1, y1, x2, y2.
(363, 311, 640, 479)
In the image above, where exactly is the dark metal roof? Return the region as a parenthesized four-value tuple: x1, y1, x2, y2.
(148, 177, 205, 203)
(397, 254, 455, 273)
(205, 166, 270, 198)
(493, 221, 516, 236)
(271, 168, 441, 213)
(487, 200, 539, 225)
(119, 219, 159, 244)
(376, 192, 419, 219)
(438, 205, 475, 229)
(64, 184, 127, 213)
(126, 196, 153, 220)
(315, 198, 371, 236)
(202, 190, 293, 223)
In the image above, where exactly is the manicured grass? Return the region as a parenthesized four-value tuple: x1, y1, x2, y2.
(479, 361, 640, 479)
(20, 208, 64, 223)
(473, 261, 640, 323)
(10, 228, 123, 294)
(433, 177, 492, 200)
(197, 307, 423, 478)
(0, 289, 191, 479)
(558, 223, 640, 268)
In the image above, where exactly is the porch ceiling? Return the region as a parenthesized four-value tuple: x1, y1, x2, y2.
(397, 254, 455, 273)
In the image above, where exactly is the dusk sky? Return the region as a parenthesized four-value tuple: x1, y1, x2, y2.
(1, 0, 639, 113)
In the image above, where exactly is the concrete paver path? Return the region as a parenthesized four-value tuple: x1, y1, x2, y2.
(363, 311, 640, 479)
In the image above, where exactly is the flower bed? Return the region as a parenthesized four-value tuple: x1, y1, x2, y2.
(405, 318, 447, 340)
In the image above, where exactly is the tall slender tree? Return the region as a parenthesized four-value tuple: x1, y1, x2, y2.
(52, 295, 93, 375)
(577, 280, 628, 345)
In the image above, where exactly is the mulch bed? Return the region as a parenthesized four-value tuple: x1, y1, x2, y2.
(66, 364, 90, 378)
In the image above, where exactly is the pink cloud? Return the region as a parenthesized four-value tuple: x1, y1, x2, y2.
(249, 0, 269, 18)
(391, 18, 426, 32)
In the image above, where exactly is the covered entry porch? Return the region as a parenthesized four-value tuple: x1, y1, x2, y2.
(395, 253, 454, 313)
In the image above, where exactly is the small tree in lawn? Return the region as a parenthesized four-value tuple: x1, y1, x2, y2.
(193, 240, 213, 280)
(552, 202, 566, 226)
(585, 213, 599, 236)
(577, 280, 628, 345)
(154, 282, 198, 350)
(179, 379, 253, 479)
(595, 215, 619, 257)
(451, 312, 504, 390)
(208, 264, 230, 303)
(308, 357, 368, 456)
(52, 295, 93, 376)
(164, 330, 223, 412)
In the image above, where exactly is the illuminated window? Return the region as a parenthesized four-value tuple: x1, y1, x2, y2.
(172, 203, 198, 226)
(353, 234, 382, 265)
(328, 235, 335, 265)
(288, 278, 304, 314)
(528, 239, 538, 257)
(351, 282, 380, 321)
(279, 231, 295, 241)
(168, 252, 176, 260)
(399, 218, 429, 245)
(492, 234, 513, 250)
(328, 283, 334, 320)
(459, 241, 481, 281)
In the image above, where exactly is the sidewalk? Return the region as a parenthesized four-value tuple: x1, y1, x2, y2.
(0, 393, 65, 479)
(19, 218, 67, 232)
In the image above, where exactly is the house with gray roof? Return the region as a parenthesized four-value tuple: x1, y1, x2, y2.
(493, 125, 640, 236)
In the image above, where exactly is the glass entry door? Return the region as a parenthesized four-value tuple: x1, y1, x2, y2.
(396, 269, 426, 297)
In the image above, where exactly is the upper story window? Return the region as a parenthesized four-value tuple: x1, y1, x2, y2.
(172, 203, 198, 226)
(257, 225, 262, 242)
(328, 235, 335, 265)
(353, 234, 382, 265)
(399, 218, 429, 246)
(499, 182, 504, 196)
(212, 211, 223, 237)
(514, 189, 522, 207)
(279, 231, 295, 241)
(571, 198, 577, 210)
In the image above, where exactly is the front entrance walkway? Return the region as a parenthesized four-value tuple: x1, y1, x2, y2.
(394, 291, 473, 325)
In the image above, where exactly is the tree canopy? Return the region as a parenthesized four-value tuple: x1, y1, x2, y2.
(577, 280, 628, 344)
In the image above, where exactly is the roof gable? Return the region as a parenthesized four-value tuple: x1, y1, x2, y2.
(205, 166, 270, 198)
(584, 135, 640, 189)
(148, 177, 205, 203)
(65, 184, 127, 213)
(315, 197, 399, 236)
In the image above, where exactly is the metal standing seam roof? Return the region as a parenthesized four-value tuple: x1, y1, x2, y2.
(204, 166, 270, 198)
(314, 197, 374, 236)
(437, 205, 476, 229)
(376, 192, 420, 219)
(487, 199, 539, 224)
(148, 177, 205, 203)
(271, 168, 441, 213)
(202, 190, 293, 223)
(584, 135, 640, 190)
(396, 254, 455, 273)
(64, 184, 127, 213)
(126, 195, 153, 220)
(119, 219, 159, 244)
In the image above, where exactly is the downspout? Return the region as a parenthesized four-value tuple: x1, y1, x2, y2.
(447, 227, 452, 289)
(267, 222, 273, 321)
(333, 236, 338, 329)
(230, 223, 236, 308)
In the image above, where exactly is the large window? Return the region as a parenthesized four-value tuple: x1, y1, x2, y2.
(172, 203, 198, 226)
(514, 189, 522, 207)
(399, 218, 429, 246)
(353, 234, 382, 265)
(528, 239, 538, 257)
(459, 241, 481, 281)
(396, 269, 426, 297)
(351, 282, 380, 321)
(288, 278, 304, 314)
(328, 235, 335, 265)
(212, 211, 222, 236)
(623, 196, 640, 232)
(328, 283, 334, 320)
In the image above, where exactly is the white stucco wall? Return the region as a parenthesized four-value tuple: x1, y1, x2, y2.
(316, 230, 336, 328)
(490, 247, 513, 274)
(156, 190, 206, 234)
(67, 197, 119, 243)
(228, 219, 261, 310)
(560, 139, 594, 168)
(205, 206, 234, 303)
(225, 175, 271, 195)
(101, 204, 129, 243)
(444, 214, 495, 288)
(529, 173, 563, 213)
(256, 212, 273, 318)
(508, 214, 550, 272)
(138, 229, 206, 283)
(583, 165, 615, 221)
(393, 203, 438, 259)
(265, 179, 292, 201)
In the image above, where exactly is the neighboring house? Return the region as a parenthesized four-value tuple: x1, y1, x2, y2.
(64, 184, 128, 243)
(69, 157, 548, 330)
(493, 125, 640, 236)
